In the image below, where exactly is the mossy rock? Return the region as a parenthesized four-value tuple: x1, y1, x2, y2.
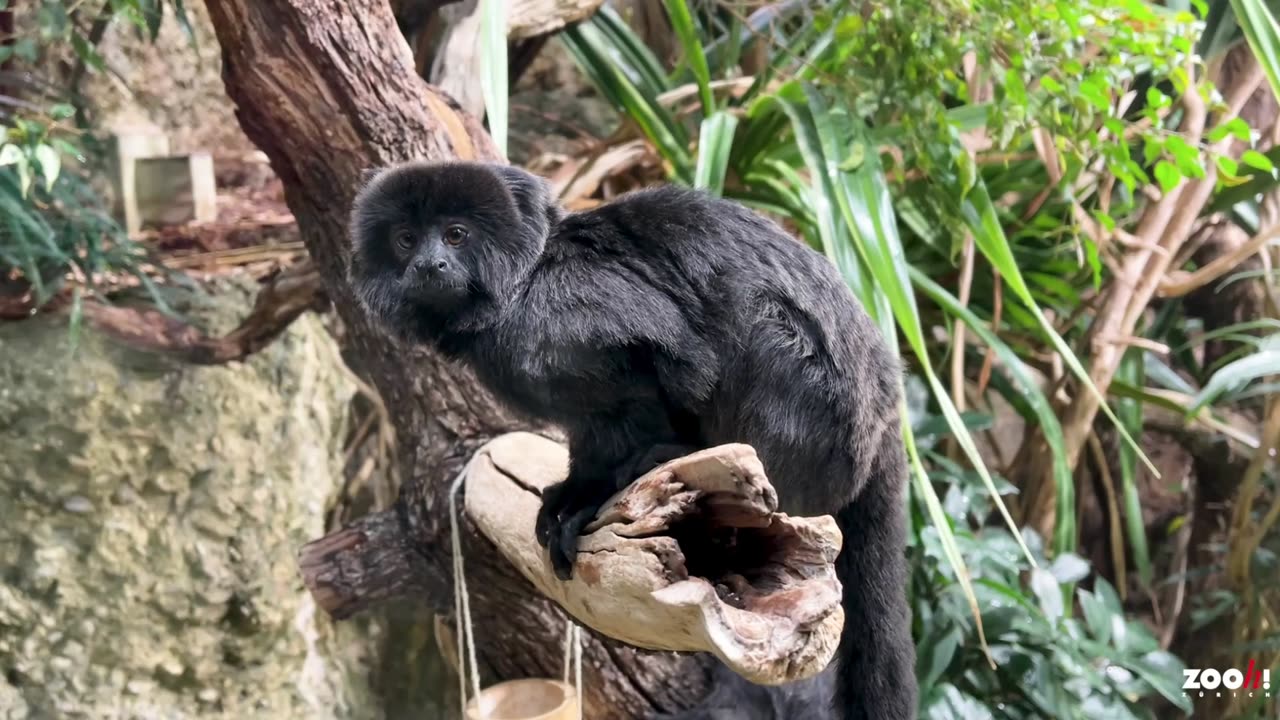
(0, 283, 381, 719)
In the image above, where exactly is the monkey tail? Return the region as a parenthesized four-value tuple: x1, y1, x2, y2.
(832, 451, 916, 720)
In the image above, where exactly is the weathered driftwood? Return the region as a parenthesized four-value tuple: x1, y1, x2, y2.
(301, 432, 844, 686)
(466, 433, 844, 685)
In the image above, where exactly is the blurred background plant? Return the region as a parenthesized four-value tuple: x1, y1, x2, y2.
(0, 0, 193, 320)
(540, 0, 1280, 716)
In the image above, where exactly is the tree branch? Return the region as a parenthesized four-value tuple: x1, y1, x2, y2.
(82, 260, 329, 364)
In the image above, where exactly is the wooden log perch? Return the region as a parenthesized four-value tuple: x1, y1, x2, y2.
(301, 432, 844, 686)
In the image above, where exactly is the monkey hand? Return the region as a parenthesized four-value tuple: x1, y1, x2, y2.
(535, 478, 608, 580)
(535, 445, 698, 580)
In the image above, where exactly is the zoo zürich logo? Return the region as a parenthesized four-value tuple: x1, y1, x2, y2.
(1183, 659, 1271, 698)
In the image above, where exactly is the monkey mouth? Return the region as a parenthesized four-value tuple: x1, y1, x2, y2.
(404, 279, 467, 306)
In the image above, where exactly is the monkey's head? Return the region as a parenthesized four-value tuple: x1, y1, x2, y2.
(348, 161, 558, 343)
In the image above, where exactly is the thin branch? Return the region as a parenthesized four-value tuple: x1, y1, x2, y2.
(975, 269, 1002, 396)
(83, 261, 328, 364)
(1158, 224, 1280, 298)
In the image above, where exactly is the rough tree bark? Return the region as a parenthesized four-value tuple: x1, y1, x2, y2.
(201, 1, 715, 717)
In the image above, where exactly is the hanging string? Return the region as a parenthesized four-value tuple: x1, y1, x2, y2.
(573, 623, 583, 720)
(449, 464, 584, 718)
(450, 468, 482, 708)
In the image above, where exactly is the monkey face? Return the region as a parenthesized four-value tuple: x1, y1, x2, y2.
(348, 161, 545, 342)
(386, 217, 476, 309)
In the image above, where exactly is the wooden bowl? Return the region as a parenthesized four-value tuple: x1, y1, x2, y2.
(464, 679, 579, 720)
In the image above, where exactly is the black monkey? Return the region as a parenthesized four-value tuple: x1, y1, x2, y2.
(348, 160, 916, 720)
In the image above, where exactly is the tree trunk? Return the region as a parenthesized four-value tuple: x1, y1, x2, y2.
(200, 1, 712, 717)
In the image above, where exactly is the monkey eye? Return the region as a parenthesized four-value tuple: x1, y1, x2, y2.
(443, 224, 469, 246)
(394, 231, 415, 251)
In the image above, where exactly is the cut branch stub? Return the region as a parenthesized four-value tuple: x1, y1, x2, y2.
(464, 432, 844, 686)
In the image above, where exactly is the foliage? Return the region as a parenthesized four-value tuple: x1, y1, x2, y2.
(0, 0, 194, 315)
(0, 112, 163, 318)
(11, 0, 195, 72)
(908, 428, 1190, 719)
(559, 0, 1280, 716)
(478, 0, 507, 157)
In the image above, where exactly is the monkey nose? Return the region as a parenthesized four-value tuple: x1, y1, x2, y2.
(414, 258, 449, 277)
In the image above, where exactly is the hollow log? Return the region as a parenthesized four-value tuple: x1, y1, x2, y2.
(300, 433, 844, 686)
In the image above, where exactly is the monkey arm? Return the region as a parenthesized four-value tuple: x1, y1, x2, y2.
(298, 432, 845, 686)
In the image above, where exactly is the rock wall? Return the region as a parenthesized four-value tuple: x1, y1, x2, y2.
(0, 283, 382, 719)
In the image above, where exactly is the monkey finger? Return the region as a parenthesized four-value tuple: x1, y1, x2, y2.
(536, 482, 568, 547)
(553, 505, 598, 581)
(535, 504, 556, 548)
(551, 543, 574, 581)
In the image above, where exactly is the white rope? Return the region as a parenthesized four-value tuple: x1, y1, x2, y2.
(573, 623, 583, 720)
(449, 468, 482, 710)
(448, 463, 584, 718)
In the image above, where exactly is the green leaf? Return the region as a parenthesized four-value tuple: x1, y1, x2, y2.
(139, 0, 164, 40)
(34, 144, 60, 191)
(0, 144, 20, 166)
(1130, 650, 1194, 712)
(1116, 350, 1152, 588)
(478, 0, 508, 158)
(15, 156, 30, 196)
(1154, 160, 1181, 193)
(1243, 148, 1276, 172)
(953, 147, 1157, 525)
(1208, 116, 1252, 143)
(69, 33, 107, 73)
(664, 0, 714, 116)
(1030, 568, 1064, 625)
(589, 6, 669, 99)
(1209, 145, 1280, 212)
(563, 22, 693, 181)
(49, 104, 75, 121)
(693, 112, 738, 193)
(917, 624, 962, 694)
(169, 0, 197, 46)
(1190, 338, 1280, 412)
(912, 271, 1075, 553)
(1230, 0, 1280, 103)
(1217, 154, 1241, 177)
(1049, 553, 1091, 584)
(1079, 589, 1112, 643)
(758, 84, 998, 656)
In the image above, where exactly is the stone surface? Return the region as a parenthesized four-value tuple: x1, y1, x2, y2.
(0, 281, 384, 719)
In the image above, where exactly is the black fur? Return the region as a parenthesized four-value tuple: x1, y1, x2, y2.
(348, 160, 916, 720)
